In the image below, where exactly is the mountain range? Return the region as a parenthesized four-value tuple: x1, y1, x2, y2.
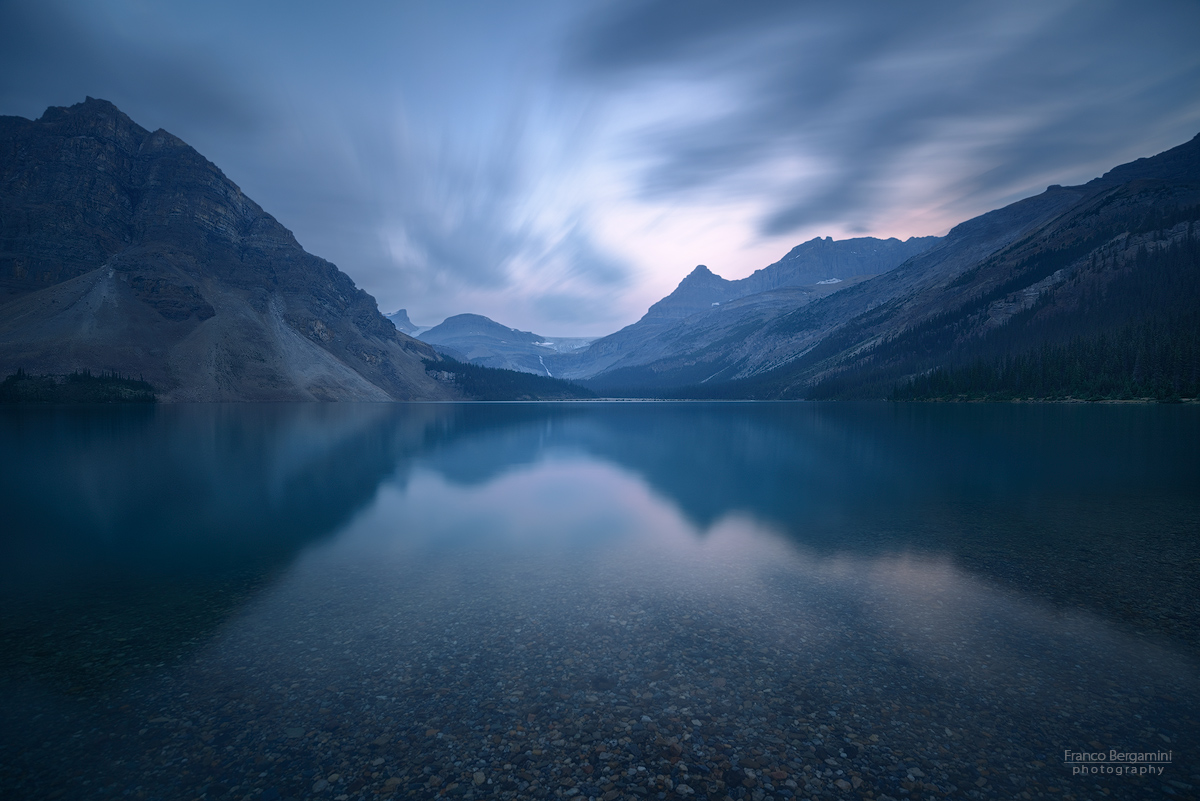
(496, 133, 1192, 400)
(396, 124, 1198, 400)
(547, 236, 939, 386)
(405, 237, 934, 380)
(3, 98, 1195, 401)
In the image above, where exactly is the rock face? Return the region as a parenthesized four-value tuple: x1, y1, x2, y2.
(0, 98, 455, 401)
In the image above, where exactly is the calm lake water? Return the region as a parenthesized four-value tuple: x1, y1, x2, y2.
(1, 402, 1197, 801)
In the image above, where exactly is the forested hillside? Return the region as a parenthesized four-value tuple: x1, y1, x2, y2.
(889, 232, 1199, 401)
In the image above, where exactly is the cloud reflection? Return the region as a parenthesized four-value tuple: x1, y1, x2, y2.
(289, 455, 1197, 715)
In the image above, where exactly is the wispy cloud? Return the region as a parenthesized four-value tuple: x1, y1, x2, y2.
(2, 0, 1198, 334)
(571, 0, 1200, 237)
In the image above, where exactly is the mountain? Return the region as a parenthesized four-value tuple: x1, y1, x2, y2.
(550, 235, 938, 385)
(598, 133, 1200, 399)
(639, 235, 940, 322)
(728, 134, 1200, 400)
(385, 308, 426, 336)
(0, 98, 456, 401)
(419, 313, 594, 376)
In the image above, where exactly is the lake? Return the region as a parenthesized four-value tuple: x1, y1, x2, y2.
(1, 402, 1197, 800)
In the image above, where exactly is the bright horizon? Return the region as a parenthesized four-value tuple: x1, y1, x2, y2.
(2, 0, 1198, 336)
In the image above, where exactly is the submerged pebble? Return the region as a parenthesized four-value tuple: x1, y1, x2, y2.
(2, 541, 1196, 801)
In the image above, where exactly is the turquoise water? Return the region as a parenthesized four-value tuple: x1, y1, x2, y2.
(1, 402, 1197, 800)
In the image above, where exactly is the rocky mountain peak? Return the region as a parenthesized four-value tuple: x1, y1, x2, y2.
(642, 265, 734, 322)
(35, 97, 150, 152)
(679, 264, 727, 286)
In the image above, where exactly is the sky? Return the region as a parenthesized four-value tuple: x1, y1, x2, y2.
(2, 1, 1198, 336)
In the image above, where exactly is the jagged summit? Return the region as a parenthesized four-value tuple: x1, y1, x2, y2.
(40, 96, 131, 122)
(30, 97, 150, 150)
(637, 236, 937, 325)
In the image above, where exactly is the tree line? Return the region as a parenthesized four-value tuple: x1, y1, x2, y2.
(890, 232, 1200, 401)
(0, 368, 157, 403)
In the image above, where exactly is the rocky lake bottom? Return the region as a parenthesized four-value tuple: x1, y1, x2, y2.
(1, 402, 1197, 801)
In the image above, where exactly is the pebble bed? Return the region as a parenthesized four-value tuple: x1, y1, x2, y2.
(3, 524, 1197, 801)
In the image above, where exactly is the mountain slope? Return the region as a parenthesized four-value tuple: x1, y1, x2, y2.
(0, 98, 455, 401)
(653, 133, 1200, 399)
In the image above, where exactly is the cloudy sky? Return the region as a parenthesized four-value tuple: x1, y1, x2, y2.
(2, 0, 1198, 335)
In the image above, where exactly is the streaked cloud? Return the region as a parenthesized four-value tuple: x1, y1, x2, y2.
(571, 0, 1200, 240)
(2, 0, 1198, 335)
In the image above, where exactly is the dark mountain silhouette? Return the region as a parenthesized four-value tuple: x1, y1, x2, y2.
(0, 98, 455, 401)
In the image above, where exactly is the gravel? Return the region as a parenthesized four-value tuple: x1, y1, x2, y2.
(2, 535, 1196, 801)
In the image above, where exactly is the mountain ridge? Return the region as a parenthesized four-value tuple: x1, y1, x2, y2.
(550, 235, 940, 382)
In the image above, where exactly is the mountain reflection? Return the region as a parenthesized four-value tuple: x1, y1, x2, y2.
(410, 402, 1199, 651)
(2, 401, 1198, 801)
(8, 402, 1192, 586)
(0, 404, 454, 591)
(1, 401, 1196, 691)
(419, 402, 1198, 537)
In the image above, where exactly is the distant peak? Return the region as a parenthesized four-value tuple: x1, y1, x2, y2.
(678, 264, 728, 286)
(386, 309, 415, 332)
